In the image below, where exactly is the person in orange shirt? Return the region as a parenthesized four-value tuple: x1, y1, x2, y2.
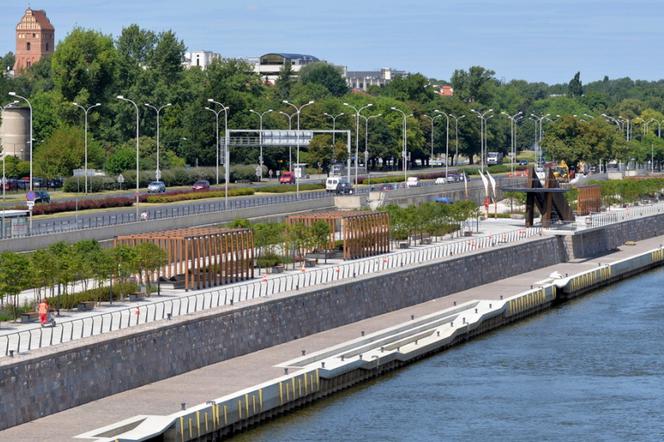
(38, 299, 49, 326)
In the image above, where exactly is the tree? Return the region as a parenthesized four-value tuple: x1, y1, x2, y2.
(34, 126, 104, 178)
(310, 220, 332, 262)
(568, 72, 583, 97)
(117, 25, 157, 66)
(134, 242, 166, 294)
(275, 61, 294, 99)
(0, 252, 31, 318)
(1, 52, 15, 72)
(149, 30, 185, 83)
(451, 66, 496, 103)
(298, 62, 348, 97)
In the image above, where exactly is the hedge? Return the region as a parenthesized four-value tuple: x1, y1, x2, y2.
(18, 196, 134, 215)
(145, 188, 255, 204)
(257, 184, 325, 193)
(48, 282, 139, 310)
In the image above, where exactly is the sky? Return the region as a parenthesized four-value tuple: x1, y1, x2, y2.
(1, 0, 663, 84)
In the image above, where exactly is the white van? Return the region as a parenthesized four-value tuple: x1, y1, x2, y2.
(406, 177, 419, 188)
(326, 176, 348, 192)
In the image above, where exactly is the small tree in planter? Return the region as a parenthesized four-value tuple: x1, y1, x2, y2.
(310, 220, 332, 263)
(0, 252, 32, 319)
(134, 243, 167, 296)
(112, 245, 139, 298)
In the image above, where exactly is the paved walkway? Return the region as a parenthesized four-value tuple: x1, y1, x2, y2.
(2, 234, 662, 441)
(0, 218, 531, 356)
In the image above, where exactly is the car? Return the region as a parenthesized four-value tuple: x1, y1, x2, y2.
(434, 196, 453, 204)
(406, 177, 420, 188)
(518, 160, 529, 166)
(377, 182, 399, 191)
(434, 177, 447, 185)
(326, 176, 350, 192)
(192, 180, 210, 191)
(34, 190, 50, 204)
(335, 181, 354, 195)
(445, 173, 462, 183)
(147, 181, 166, 193)
(47, 178, 64, 189)
(279, 171, 295, 184)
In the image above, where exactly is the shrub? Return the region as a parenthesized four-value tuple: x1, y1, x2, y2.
(145, 188, 255, 204)
(19, 196, 134, 215)
(48, 282, 138, 309)
(257, 184, 325, 193)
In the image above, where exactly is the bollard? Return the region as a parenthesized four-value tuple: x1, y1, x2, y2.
(359, 354, 363, 360)
(411, 315, 414, 320)
(500, 295, 503, 300)
(453, 301, 457, 306)
(380, 346, 384, 352)
(475, 308, 478, 314)
(181, 403, 186, 410)
(9, 350, 14, 357)
(361, 331, 365, 336)
(341, 355, 344, 361)
(451, 322, 454, 327)
(415, 340, 418, 345)
(489, 304, 492, 308)
(301, 350, 306, 356)
(167, 313, 172, 320)
(321, 362, 325, 368)
(463, 317, 466, 324)
(437, 331, 440, 337)
(284, 368, 288, 375)
(230, 299, 234, 305)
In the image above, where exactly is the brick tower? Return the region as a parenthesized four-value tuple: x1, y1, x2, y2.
(13, 8, 55, 75)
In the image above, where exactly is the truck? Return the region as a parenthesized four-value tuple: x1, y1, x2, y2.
(487, 152, 504, 165)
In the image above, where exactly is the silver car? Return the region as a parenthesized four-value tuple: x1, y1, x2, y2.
(147, 181, 166, 193)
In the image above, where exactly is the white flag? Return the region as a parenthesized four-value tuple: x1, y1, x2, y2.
(486, 171, 497, 199)
(478, 170, 489, 198)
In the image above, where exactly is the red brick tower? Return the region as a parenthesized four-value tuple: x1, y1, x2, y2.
(13, 8, 55, 75)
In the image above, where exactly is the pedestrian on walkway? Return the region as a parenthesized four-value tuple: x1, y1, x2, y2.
(38, 298, 49, 326)
(140, 211, 149, 221)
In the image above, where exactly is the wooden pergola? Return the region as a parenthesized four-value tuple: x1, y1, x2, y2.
(288, 211, 390, 259)
(115, 227, 254, 291)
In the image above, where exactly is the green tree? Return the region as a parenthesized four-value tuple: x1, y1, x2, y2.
(568, 72, 584, 97)
(34, 126, 104, 178)
(133, 242, 166, 294)
(451, 66, 496, 103)
(149, 30, 185, 83)
(275, 61, 294, 100)
(298, 62, 348, 97)
(0, 252, 32, 318)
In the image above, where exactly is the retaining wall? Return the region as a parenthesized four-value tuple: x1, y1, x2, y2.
(0, 236, 564, 430)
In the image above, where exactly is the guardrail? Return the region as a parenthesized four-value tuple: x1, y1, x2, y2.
(0, 225, 542, 356)
(587, 201, 664, 227)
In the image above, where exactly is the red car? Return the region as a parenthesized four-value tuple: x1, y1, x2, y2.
(279, 171, 295, 184)
(192, 180, 210, 191)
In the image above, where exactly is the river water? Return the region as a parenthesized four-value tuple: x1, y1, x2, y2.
(235, 268, 664, 441)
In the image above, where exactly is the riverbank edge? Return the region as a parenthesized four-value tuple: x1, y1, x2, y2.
(112, 245, 664, 442)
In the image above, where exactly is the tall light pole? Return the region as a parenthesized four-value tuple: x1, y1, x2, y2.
(144, 102, 171, 181)
(250, 109, 273, 181)
(72, 102, 101, 194)
(323, 112, 344, 145)
(501, 111, 523, 174)
(283, 100, 315, 197)
(471, 108, 493, 171)
(434, 110, 451, 178)
(117, 96, 141, 216)
(208, 99, 230, 205)
(278, 110, 295, 171)
(391, 106, 411, 182)
(530, 113, 550, 166)
(343, 102, 373, 184)
(449, 114, 465, 166)
(8, 92, 33, 192)
(360, 113, 381, 172)
(204, 106, 221, 184)
(423, 113, 443, 168)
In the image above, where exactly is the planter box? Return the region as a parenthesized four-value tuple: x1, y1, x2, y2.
(20, 312, 40, 323)
(464, 231, 473, 237)
(421, 238, 432, 245)
(399, 242, 410, 249)
(128, 293, 144, 302)
(77, 301, 96, 312)
(271, 265, 285, 274)
(304, 258, 317, 268)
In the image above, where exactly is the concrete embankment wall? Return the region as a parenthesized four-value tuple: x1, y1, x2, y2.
(0, 236, 564, 430)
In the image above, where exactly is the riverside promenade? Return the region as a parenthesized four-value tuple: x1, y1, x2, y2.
(2, 233, 663, 441)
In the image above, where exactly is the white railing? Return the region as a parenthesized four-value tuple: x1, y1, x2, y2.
(0, 226, 543, 356)
(588, 201, 664, 227)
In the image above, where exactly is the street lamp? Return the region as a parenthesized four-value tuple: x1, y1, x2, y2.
(144, 102, 171, 181)
(360, 113, 382, 172)
(343, 102, 373, 184)
(116, 95, 141, 217)
(8, 92, 33, 192)
(390, 106, 411, 182)
(204, 106, 222, 184)
(72, 102, 101, 194)
(471, 108, 493, 171)
(208, 99, 230, 206)
(501, 111, 523, 174)
(278, 110, 295, 171)
(249, 108, 273, 180)
(530, 113, 550, 165)
(449, 114, 465, 166)
(323, 112, 344, 145)
(283, 100, 315, 197)
(423, 113, 443, 169)
(434, 110, 451, 178)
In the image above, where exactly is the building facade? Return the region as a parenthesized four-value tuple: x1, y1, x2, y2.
(14, 8, 55, 75)
(182, 51, 221, 70)
(252, 53, 320, 84)
(344, 67, 406, 91)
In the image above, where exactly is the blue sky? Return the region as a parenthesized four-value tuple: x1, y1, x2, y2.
(2, 0, 663, 84)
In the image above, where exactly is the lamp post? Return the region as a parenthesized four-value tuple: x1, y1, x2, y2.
(530, 113, 550, 166)
(8, 92, 33, 192)
(72, 102, 101, 194)
(501, 111, 523, 174)
(208, 99, 230, 206)
(449, 114, 465, 166)
(250, 109, 273, 181)
(434, 110, 451, 178)
(390, 106, 411, 182)
(278, 111, 295, 171)
(471, 109, 493, 171)
(204, 106, 221, 184)
(144, 102, 171, 181)
(423, 113, 443, 168)
(343, 102, 373, 184)
(116, 95, 141, 217)
(283, 100, 315, 197)
(360, 113, 381, 172)
(323, 112, 344, 145)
